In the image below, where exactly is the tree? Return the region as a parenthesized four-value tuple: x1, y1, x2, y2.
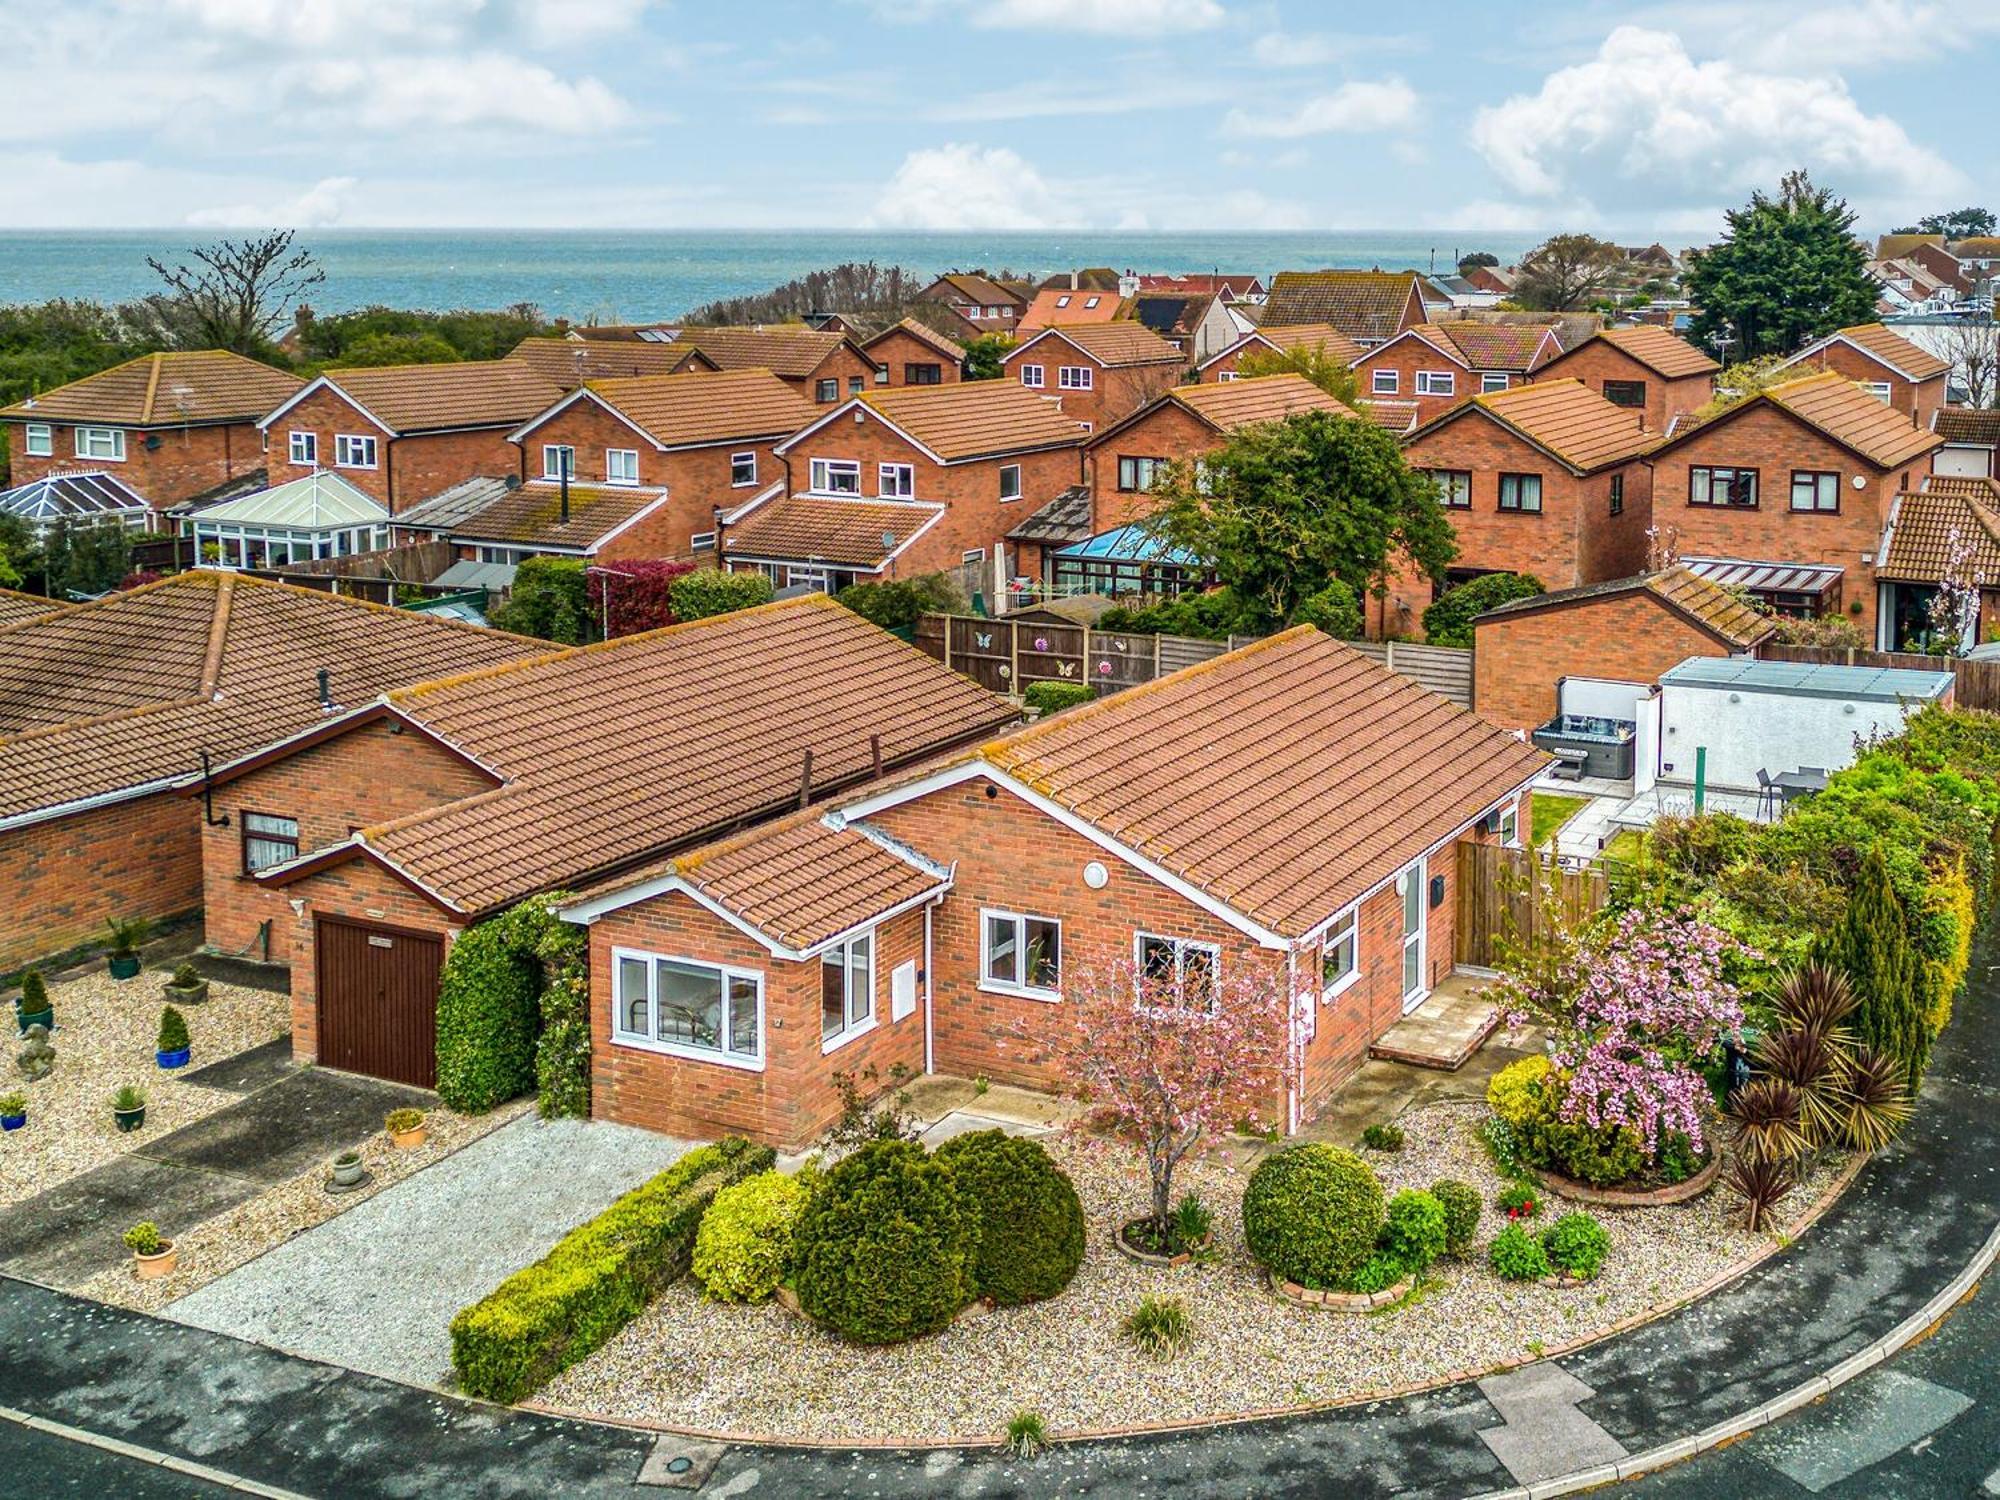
(1687, 171, 1879, 359)
(962, 332, 1013, 380)
(1692, 353, 1797, 419)
(1421, 571, 1545, 647)
(1908, 207, 1997, 241)
(594, 559, 696, 637)
(41, 520, 132, 598)
(1011, 957, 1297, 1240)
(1514, 234, 1624, 311)
(1235, 341, 1363, 406)
(1146, 408, 1456, 626)
(146, 231, 326, 355)
(491, 556, 596, 644)
(0, 515, 33, 590)
(1458, 251, 1500, 274)
(1817, 845, 1927, 1090)
(1928, 319, 1998, 408)
(295, 304, 550, 365)
(328, 332, 462, 369)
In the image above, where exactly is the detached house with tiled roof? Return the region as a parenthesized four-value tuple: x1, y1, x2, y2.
(677, 326, 880, 405)
(1260, 270, 1428, 346)
(1352, 322, 1563, 423)
(1933, 408, 2000, 479)
(1777, 323, 1953, 427)
(916, 272, 1033, 332)
(0, 351, 302, 513)
(1874, 476, 2000, 650)
(257, 360, 563, 512)
(503, 335, 715, 386)
(1528, 325, 1719, 438)
(563, 626, 1547, 1145)
(1642, 370, 1944, 642)
(1194, 322, 1364, 383)
(1000, 321, 1186, 432)
(855, 318, 964, 389)
(725, 379, 1087, 593)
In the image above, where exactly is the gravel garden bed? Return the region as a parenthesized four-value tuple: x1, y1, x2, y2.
(0, 966, 289, 1209)
(536, 1099, 1851, 1444)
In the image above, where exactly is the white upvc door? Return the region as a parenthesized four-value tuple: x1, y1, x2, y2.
(1398, 858, 1428, 1012)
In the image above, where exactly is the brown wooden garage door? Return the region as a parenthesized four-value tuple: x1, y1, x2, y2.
(316, 916, 444, 1088)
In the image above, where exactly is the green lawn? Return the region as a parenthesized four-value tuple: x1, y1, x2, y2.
(1530, 792, 1591, 848)
(1599, 829, 1647, 866)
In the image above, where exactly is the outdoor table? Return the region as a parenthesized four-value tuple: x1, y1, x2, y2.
(1772, 769, 1830, 805)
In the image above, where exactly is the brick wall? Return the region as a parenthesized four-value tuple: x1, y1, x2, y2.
(797, 345, 882, 406)
(1353, 341, 1501, 423)
(4, 419, 265, 511)
(1795, 343, 1948, 428)
(1084, 402, 1217, 531)
(1473, 589, 1732, 730)
(267, 387, 521, 512)
(1529, 344, 1713, 435)
(1004, 345, 1184, 432)
(0, 793, 203, 974)
(865, 329, 963, 387)
(200, 719, 495, 965)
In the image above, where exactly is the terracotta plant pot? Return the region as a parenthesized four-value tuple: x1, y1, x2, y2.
(390, 1124, 427, 1150)
(133, 1242, 177, 1279)
(108, 954, 141, 981)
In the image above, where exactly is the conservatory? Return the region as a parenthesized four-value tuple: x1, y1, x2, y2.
(0, 470, 154, 540)
(186, 471, 391, 568)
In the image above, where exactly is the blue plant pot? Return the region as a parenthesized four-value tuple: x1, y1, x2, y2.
(109, 955, 141, 980)
(156, 1047, 190, 1070)
(0, 1114, 24, 1131)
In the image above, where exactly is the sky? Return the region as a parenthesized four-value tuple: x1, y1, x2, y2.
(0, 0, 1994, 238)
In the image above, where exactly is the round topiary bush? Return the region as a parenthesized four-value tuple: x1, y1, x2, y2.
(1489, 1221, 1552, 1282)
(1430, 1179, 1481, 1256)
(1241, 1144, 1384, 1290)
(792, 1140, 976, 1343)
(932, 1129, 1084, 1307)
(1383, 1189, 1448, 1275)
(1541, 1212, 1612, 1281)
(1486, 1055, 1553, 1129)
(692, 1170, 809, 1304)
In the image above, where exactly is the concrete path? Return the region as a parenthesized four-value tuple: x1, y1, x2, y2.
(167, 1115, 691, 1387)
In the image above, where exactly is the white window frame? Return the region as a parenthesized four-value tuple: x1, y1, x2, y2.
(1372, 369, 1400, 395)
(879, 461, 915, 498)
(1499, 798, 1521, 848)
(1416, 370, 1456, 396)
(1083, 295, 1101, 310)
(1134, 931, 1222, 1012)
(1054, 294, 1072, 309)
(1216, 371, 1239, 383)
(287, 430, 317, 467)
(691, 530, 717, 551)
(962, 547, 986, 564)
(1865, 381, 1893, 403)
(820, 929, 876, 1052)
(610, 945, 765, 1072)
(815, 377, 838, 403)
(335, 433, 378, 470)
(810, 457, 861, 495)
(999, 463, 1022, 501)
(979, 908, 1063, 1001)
(75, 426, 125, 462)
(1320, 908, 1359, 1000)
(1058, 364, 1094, 391)
(541, 444, 574, 480)
(729, 451, 757, 488)
(1020, 363, 1045, 389)
(1480, 372, 1510, 393)
(605, 447, 639, 486)
(24, 423, 53, 458)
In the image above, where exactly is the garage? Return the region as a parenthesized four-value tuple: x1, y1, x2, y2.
(315, 916, 444, 1088)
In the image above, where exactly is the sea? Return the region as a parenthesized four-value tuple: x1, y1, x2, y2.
(0, 229, 1551, 321)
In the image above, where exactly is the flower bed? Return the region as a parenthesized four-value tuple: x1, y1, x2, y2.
(1531, 1151, 1721, 1208)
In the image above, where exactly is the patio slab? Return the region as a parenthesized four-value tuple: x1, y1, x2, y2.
(0, 1155, 260, 1288)
(133, 1067, 429, 1186)
(1368, 978, 1499, 1070)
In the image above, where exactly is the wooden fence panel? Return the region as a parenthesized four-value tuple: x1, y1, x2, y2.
(943, 616, 1016, 694)
(1754, 641, 2000, 712)
(1454, 842, 1608, 970)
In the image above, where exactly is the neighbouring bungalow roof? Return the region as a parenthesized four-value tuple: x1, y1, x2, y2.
(857, 317, 966, 362)
(0, 351, 303, 428)
(443, 478, 669, 552)
(834, 379, 1088, 461)
(1650, 370, 1944, 472)
(1545, 324, 1719, 380)
(0, 572, 542, 827)
(1934, 408, 2000, 446)
(1017, 287, 1125, 332)
(1476, 565, 1774, 650)
(723, 493, 945, 569)
(188, 470, 390, 531)
(1006, 321, 1185, 370)
(678, 326, 866, 381)
(503, 335, 711, 385)
(1261, 270, 1421, 342)
(1090, 373, 1353, 449)
(0, 470, 153, 530)
(266, 361, 564, 435)
(1879, 479, 2000, 584)
(518, 368, 816, 450)
(0, 588, 64, 627)
(1362, 399, 1422, 436)
(1787, 323, 1953, 384)
(1406, 379, 1653, 473)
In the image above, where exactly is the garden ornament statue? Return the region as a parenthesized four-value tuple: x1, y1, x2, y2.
(16, 1023, 54, 1081)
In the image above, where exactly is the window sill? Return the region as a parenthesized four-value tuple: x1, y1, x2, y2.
(821, 1016, 879, 1055)
(611, 1033, 765, 1072)
(978, 980, 1063, 1004)
(730, 480, 759, 489)
(1320, 971, 1360, 1005)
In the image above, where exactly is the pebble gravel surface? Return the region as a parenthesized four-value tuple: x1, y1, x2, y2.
(540, 1100, 1848, 1444)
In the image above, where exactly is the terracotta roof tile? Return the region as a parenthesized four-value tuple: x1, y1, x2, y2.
(1935, 408, 2000, 446)
(1477, 565, 1773, 649)
(303, 361, 564, 434)
(724, 493, 944, 568)
(1010, 322, 1184, 370)
(1813, 323, 1953, 383)
(1410, 379, 1652, 472)
(442, 479, 667, 551)
(1363, 399, 1421, 435)
(1018, 288, 1126, 331)
(856, 379, 1088, 461)
(857, 318, 965, 361)
(1659, 370, 1944, 471)
(977, 628, 1547, 937)
(928, 273, 1029, 308)
(0, 351, 303, 428)
(1417, 322, 1555, 373)
(1880, 481, 2000, 583)
(1262, 270, 1421, 342)
(1248, 322, 1365, 365)
(0, 573, 543, 824)
(503, 336, 708, 385)
(0, 588, 63, 627)
(1574, 325, 1720, 379)
(1095, 374, 1352, 447)
(572, 369, 817, 449)
(681, 326, 860, 380)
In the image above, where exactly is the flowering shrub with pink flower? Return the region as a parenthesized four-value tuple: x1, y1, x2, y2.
(1499, 906, 1748, 1163)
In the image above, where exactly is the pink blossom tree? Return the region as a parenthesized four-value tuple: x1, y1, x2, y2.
(1013, 957, 1299, 1241)
(1497, 906, 1747, 1158)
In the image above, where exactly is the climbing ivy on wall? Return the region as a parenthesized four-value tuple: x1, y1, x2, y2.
(434, 892, 591, 1118)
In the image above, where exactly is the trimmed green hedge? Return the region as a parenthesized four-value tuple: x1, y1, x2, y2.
(435, 919, 541, 1113)
(669, 569, 773, 621)
(1023, 680, 1095, 715)
(1241, 1143, 1383, 1290)
(450, 1137, 774, 1402)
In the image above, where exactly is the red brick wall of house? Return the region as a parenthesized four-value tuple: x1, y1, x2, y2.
(796, 346, 883, 406)
(1528, 344, 1713, 436)
(1794, 343, 1948, 427)
(1353, 340, 1495, 424)
(865, 330, 963, 388)
(1193, 346, 1255, 383)
(1003, 344, 1185, 432)
(1472, 591, 1732, 731)
(0, 793, 202, 974)
(1084, 403, 1217, 531)
(1646, 404, 1917, 640)
(267, 388, 519, 512)
(4, 419, 265, 512)
(199, 720, 494, 966)
(585, 895, 928, 1148)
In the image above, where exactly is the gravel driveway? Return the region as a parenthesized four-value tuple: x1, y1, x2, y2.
(164, 1114, 692, 1388)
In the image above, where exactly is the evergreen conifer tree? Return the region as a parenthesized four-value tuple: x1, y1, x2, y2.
(1819, 845, 1927, 1090)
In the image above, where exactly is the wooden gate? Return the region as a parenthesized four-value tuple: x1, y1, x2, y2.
(316, 916, 444, 1088)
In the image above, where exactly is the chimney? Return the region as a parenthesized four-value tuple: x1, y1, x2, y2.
(316, 668, 335, 714)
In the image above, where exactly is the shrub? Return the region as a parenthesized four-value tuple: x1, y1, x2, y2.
(691, 1170, 809, 1304)
(450, 1137, 773, 1401)
(1172, 1191, 1213, 1248)
(1347, 1251, 1408, 1295)
(1099, 587, 1259, 641)
(1290, 579, 1361, 638)
(1421, 571, 1545, 648)
(1819, 843, 1927, 1091)
(385, 1107, 425, 1133)
(931, 1131, 1084, 1307)
(1022, 680, 1095, 715)
(598, 558, 696, 638)
(123, 1221, 164, 1255)
(1656, 1131, 1701, 1185)
(169, 961, 201, 988)
(668, 569, 773, 622)
(1488, 1222, 1552, 1281)
(1004, 1410, 1049, 1459)
(112, 1085, 146, 1111)
(1486, 1056, 1553, 1129)
(492, 556, 594, 643)
(1541, 1212, 1611, 1281)
(435, 918, 541, 1113)
(1430, 1179, 1481, 1256)
(1383, 1189, 1448, 1274)
(1533, 1118, 1645, 1188)
(835, 573, 966, 632)
(1497, 1182, 1539, 1219)
(792, 1140, 976, 1343)
(1241, 1144, 1383, 1290)
(0, 1091, 26, 1116)
(1361, 1122, 1405, 1152)
(1122, 1294, 1191, 1361)
(17, 969, 49, 1010)
(156, 1006, 189, 1054)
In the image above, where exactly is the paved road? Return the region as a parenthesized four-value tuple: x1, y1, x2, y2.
(0, 1418, 232, 1498)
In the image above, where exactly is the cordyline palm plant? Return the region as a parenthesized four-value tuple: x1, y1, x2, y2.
(1840, 1045, 1914, 1152)
(1770, 962, 1858, 1045)
(1753, 1026, 1850, 1148)
(1724, 1152, 1796, 1232)
(1729, 1077, 1808, 1168)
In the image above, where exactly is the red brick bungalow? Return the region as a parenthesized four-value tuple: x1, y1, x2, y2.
(560, 627, 1547, 1146)
(257, 361, 563, 513)
(856, 319, 965, 389)
(723, 379, 1086, 592)
(1777, 323, 1952, 428)
(1641, 370, 1944, 643)
(1385, 380, 1658, 637)
(1192, 322, 1363, 383)
(680, 326, 881, 405)
(1353, 322, 1562, 424)
(0, 352, 302, 514)
(1000, 322, 1186, 432)
(1526, 324, 1719, 438)
(194, 597, 1016, 1087)
(0, 572, 541, 976)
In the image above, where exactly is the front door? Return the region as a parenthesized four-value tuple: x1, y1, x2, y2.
(1398, 859, 1428, 1012)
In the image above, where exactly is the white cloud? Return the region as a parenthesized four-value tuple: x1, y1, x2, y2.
(294, 54, 631, 134)
(869, 144, 1065, 229)
(1470, 26, 1961, 218)
(1222, 79, 1418, 138)
(186, 175, 359, 228)
(923, 76, 1224, 122)
(876, 0, 1224, 32)
(1623, 0, 2000, 73)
